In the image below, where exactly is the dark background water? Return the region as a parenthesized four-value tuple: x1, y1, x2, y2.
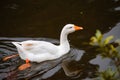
(0, 0, 120, 80)
(0, 0, 120, 37)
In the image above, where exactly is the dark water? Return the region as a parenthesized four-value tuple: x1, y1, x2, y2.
(0, 0, 120, 80)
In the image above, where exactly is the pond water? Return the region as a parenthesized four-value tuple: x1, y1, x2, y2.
(0, 0, 120, 80)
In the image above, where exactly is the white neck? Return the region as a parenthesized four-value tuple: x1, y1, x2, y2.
(59, 30, 70, 53)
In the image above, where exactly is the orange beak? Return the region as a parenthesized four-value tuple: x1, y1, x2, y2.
(74, 25, 83, 31)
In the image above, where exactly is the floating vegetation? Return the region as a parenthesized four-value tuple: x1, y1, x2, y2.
(90, 30, 120, 80)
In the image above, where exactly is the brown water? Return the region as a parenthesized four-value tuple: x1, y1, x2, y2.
(0, 0, 120, 80)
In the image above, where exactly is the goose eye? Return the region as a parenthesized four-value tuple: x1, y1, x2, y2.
(69, 27, 73, 29)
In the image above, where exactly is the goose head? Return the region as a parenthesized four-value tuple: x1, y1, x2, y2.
(62, 24, 83, 35)
(59, 24, 83, 54)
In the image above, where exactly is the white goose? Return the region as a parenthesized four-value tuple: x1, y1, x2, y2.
(7, 24, 83, 70)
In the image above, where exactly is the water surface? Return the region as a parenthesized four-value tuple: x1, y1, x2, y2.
(0, 0, 120, 80)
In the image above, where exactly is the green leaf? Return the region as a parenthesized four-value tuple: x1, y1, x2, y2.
(110, 45, 116, 52)
(107, 68, 115, 77)
(95, 30, 102, 39)
(99, 68, 117, 80)
(91, 37, 97, 42)
(104, 36, 114, 45)
(115, 39, 120, 45)
(116, 46, 120, 53)
(90, 36, 98, 45)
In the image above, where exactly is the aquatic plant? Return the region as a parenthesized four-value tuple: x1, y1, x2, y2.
(90, 30, 118, 59)
(96, 68, 117, 80)
(90, 30, 120, 80)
